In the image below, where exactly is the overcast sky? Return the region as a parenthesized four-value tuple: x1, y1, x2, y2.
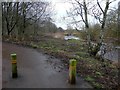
(48, 0, 119, 30)
(49, 0, 72, 29)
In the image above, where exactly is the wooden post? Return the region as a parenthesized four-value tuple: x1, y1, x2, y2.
(11, 53, 18, 78)
(69, 59, 77, 84)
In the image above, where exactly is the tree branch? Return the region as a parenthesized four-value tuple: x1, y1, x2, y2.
(97, 0, 104, 14)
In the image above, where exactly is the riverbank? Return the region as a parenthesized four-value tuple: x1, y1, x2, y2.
(2, 35, 119, 89)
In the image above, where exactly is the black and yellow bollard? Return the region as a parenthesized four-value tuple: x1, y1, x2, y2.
(69, 59, 77, 84)
(11, 53, 18, 78)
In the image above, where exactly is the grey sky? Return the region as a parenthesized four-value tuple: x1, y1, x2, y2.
(50, 0, 72, 29)
(4, 0, 119, 29)
(49, 0, 119, 30)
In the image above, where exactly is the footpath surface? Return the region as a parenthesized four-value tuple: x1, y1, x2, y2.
(2, 42, 92, 88)
(0, 42, 2, 89)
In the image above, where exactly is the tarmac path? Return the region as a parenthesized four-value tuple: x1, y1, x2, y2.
(2, 42, 92, 88)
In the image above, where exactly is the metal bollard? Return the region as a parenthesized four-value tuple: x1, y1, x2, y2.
(11, 53, 18, 78)
(69, 59, 77, 84)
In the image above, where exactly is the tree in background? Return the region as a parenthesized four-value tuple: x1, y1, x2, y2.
(66, 0, 92, 54)
(105, 8, 118, 44)
(92, 0, 112, 46)
(118, 2, 120, 45)
(2, 2, 19, 35)
(66, 0, 118, 57)
(2, 1, 55, 39)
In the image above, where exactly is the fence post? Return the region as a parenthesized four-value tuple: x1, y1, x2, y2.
(11, 53, 18, 78)
(69, 59, 77, 84)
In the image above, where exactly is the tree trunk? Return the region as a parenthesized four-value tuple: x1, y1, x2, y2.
(22, 2, 26, 40)
(83, 0, 91, 54)
(98, 0, 109, 61)
(118, 2, 120, 40)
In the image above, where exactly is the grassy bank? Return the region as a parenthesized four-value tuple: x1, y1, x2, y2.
(3, 35, 118, 89)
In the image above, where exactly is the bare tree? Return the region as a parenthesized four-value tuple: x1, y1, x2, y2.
(97, 0, 110, 45)
(92, 0, 116, 44)
(19, 2, 53, 38)
(91, 0, 114, 60)
(2, 1, 53, 38)
(2, 2, 19, 35)
(118, 2, 120, 41)
(66, 0, 92, 54)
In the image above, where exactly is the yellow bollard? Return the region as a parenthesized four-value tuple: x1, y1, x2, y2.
(69, 59, 77, 84)
(11, 53, 18, 78)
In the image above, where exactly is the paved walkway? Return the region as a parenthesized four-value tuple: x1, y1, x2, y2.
(0, 42, 2, 89)
(2, 42, 92, 88)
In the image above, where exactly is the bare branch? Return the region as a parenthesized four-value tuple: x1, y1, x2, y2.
(97, 0, 104, 14)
